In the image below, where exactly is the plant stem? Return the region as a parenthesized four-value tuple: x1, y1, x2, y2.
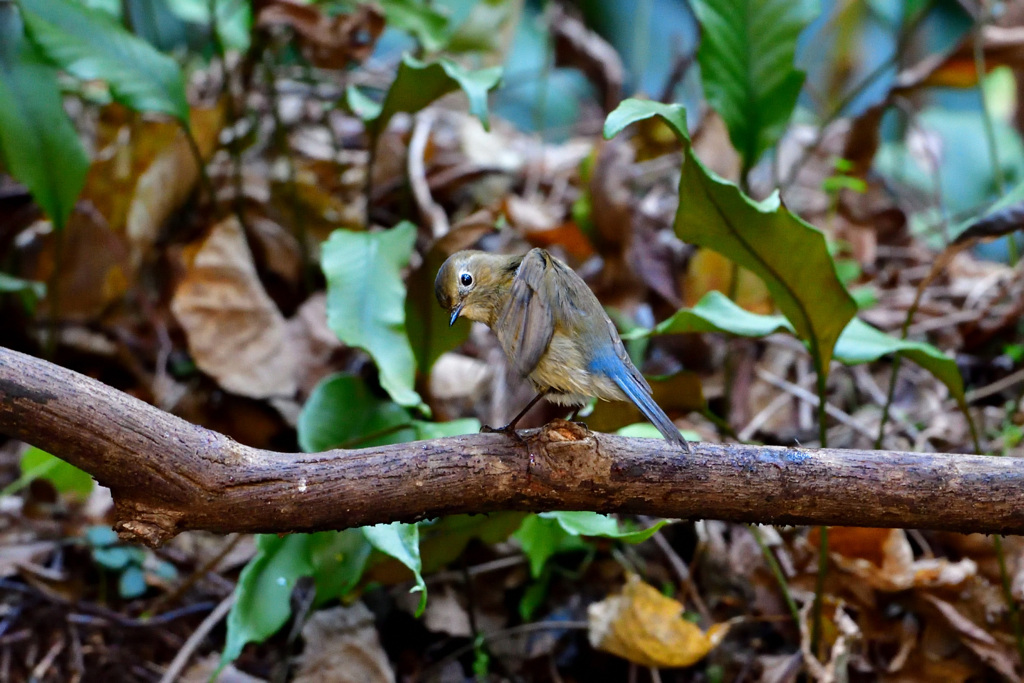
(810, 357, 829, 658)
(749, 525, 800, 624)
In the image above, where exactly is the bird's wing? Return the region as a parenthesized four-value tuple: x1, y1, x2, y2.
(496, 249, 560, 377)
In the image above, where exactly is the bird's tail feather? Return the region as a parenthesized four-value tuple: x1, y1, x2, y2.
(610, 370, 693, 454)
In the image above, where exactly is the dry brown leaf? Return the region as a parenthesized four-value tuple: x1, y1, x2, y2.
(798, 599, 861, 683)
(922, 593, 1020, 681)
(171, 217, 299, 399)
(181, 654, 266, 683)
(294, 603, 395, 683)
(257, 0, 384, 70)
(126, 103, 225, 265)
(547, 3, 623, 112)
(827, 527, 976, 592)
(587, 573, 728, 668)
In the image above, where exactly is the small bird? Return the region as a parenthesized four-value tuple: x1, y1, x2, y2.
(435, 248, 692, 453)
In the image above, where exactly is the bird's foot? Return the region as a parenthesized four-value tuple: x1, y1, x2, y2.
(481, 423, 527, 446)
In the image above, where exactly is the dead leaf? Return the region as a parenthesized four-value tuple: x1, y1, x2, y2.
(547, 3, 623, 112)
(294, 602, 395, 683)
(922, 593, 1020, 681)
(171, 217, 299, 399)
(257, 0, 384, 70)
(587, 573, 728, 668)
(798, 599, 861, 683)
(825, 527, 976, 592)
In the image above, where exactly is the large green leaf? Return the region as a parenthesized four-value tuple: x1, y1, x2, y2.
(307, 529, 373, 607)
(833, 318, 965, 405)
(605, 100, 857, 378)
(223, 529, 374, 665)
(321, 222, 422, 408)
(690, 0, 817, 166)
(346, 53, 502, 141)
(630, 290, 793, 339)
(405, 240, 471, 376)
(636, 290, 965, 406)
(298, 373, 478, 451)
(222, 534, 313, 665)
(364, 522, 427, 616)
(379, 0, 450, 52)
(9, 446, 93, 498)
(0, 5, 88, 230)
(514, 512, 668, 578)
(298, 373, 417, 451)
(164, 0, 252, 52)
(19, 0, 189, 124)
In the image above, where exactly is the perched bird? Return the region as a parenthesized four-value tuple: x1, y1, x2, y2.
(435, 248, 692, 453)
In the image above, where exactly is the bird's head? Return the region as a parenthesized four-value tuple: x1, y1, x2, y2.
(435, 250, 516, 327)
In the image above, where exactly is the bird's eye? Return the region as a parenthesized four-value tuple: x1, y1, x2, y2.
(460, 273, 473, 287)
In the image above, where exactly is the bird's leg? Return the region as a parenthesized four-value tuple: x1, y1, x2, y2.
(565, 406, 582, 422)
(482, 392, 548, 441)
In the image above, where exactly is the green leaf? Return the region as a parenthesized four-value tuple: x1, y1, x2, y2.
(418, 512, 526, 573)
(616, 422, 702, 444)
(322, 223, 423, 408)
(164, 0, 252, 52)
(298, 373, 417, 452)
(690, 0, 817, 166)
(514, 512, 667, 579)
(18, 0, 190, 124)
(0, 272, 45, 311)
(833, 318, 965, 404)
(349, 54, 502, 142)
(379, 0, 450, 52)
(118, 564, 148, 598)
(344, 84, 382, 121)
(0, 5, 88, 230)
(363, 522, 427, 616)
(298, 373, 478, 451)
(19, 446, 94, 498)
(513, 514, 584, 578)
(405, 241, 471, 377)
(635, 290, 965, 406)
(605, 100, 857, 379)
(412, 418, 480, 440)
(222, 534, 313, 665)
(541, 511, 668, 544)
(631, 290, 794, 339)
(307, 529, 373, 607)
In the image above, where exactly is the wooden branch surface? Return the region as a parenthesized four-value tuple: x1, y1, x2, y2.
(1, 346, 1022, 546)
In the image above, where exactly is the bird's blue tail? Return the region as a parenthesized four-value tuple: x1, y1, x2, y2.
(599, 359, 693, 454)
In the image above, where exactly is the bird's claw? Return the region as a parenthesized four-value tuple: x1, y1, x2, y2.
(481, 423, 527, 446)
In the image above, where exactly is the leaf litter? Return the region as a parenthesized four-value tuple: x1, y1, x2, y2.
(0, 1, 1023, 681)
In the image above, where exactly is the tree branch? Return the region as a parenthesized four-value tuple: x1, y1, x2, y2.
(1, 346, 1022, 547)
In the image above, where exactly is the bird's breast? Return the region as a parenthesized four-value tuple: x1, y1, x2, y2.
(526, 331, 626, 405)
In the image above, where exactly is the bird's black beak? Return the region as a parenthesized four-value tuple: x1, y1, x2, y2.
(449, 302, 464, 327)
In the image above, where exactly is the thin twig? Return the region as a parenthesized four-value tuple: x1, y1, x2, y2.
(749, 525, 800, 625)
(648, 530, 711, 624)
(158, 593, 235, 683)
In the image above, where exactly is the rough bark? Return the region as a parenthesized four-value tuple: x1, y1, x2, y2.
(1, 346, 1022, 547)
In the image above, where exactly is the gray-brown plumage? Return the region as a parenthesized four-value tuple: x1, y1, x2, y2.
(435, 248, 692, 452)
